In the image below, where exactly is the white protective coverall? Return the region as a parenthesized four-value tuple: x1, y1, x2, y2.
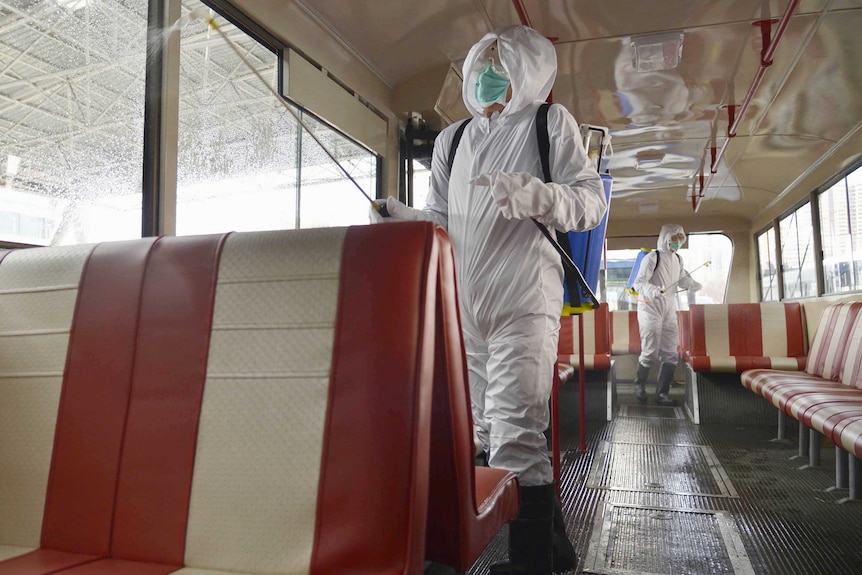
(632, 224, 702, 367)
(375, 26, 606, 485)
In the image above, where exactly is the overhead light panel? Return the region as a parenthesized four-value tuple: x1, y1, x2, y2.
(635, 150, 665, 170)
(637, 201, 659, 214)
(6, 155, 20, 177)
(55, 0, 90, 11)
(631, 32, 684, 72)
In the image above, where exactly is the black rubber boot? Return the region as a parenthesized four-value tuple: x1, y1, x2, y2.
(634, 362, 650, 404)
(655, 362, 678, 406)
(551, 497, 576, 573)
(489, 483, 554, 575)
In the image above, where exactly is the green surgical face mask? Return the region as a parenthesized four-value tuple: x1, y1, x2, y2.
(475, 64, 510, 106)
(669, 241, 682, 251)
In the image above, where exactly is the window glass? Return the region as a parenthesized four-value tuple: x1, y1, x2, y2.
(411, 160, 433, 209)
(819, 166, 862, 294)
(779, 202, 817, 299)
(1, 0, 147, 245)
(604, 249, 642, 311)
(176, 1, 299, 235)
(176, 0, 374, 234)
(298, 112, 377, 229)
(757, 227, 778, 301)
(682, 234, 731, 307)
(604, 233, 732, 311)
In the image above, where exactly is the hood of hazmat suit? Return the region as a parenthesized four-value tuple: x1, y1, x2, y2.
(657, 223, 686, 252)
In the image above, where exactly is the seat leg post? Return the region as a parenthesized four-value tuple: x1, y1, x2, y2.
(837, 454, 862, 503)
(551, 370, 561, 500)
(836, 447, 849, 489)
(808, 429, 820, 467)
(851, 455, 861, 500)
(791, 424, 809, 460)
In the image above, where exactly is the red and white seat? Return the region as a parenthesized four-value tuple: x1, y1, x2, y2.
(609, 310, 640, 357)
(687, 302, 806, 373)
(424, 227, 520, 571)
(0, 223, 440, 574)
(742, 301, 862, 498)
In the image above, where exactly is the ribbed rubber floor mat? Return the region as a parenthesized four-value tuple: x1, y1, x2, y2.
(617, 404, 685, 419)
(583, 502, 754, 575)
(587, 441, 738, 497)
(465, 386, 862, 575)
(609, 414, 704, 445)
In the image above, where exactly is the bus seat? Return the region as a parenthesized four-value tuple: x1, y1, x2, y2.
(610, 310, 641, 356)
(425, 227, 520, 570)
(556, 304, 612, 371)
(0, 241, 147, 572)
(742, 301, 862, 494)
(0, 223, 439, 574)
(686, 303, 806, 373)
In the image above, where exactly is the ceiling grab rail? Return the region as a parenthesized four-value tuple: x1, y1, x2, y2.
(691, 0, 800, 212)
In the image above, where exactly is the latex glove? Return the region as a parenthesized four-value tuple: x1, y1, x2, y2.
(472, 171, 551, 221)
(691, 281, 703, 292)
(368, 196, 417, 224)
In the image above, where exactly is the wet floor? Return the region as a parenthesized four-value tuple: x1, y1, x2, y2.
(468, 382, 862, 575)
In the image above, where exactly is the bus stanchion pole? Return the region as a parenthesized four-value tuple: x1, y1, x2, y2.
(578, 313, 586, 453)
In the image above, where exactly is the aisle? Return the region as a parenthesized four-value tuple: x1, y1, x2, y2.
(469, 381, 862, 574)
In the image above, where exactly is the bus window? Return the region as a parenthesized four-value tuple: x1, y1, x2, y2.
(757, 227, 779, 302)
(176, 0, 374, 235)
(819, 165, 862, 295)
(779, 202, 816, 299)
(604, 233, 732, 312)
(0, 0, 148, 246)
(298, 112, 378, 229)
(604, 249, 641, 311)
(411, 160, 433, 210)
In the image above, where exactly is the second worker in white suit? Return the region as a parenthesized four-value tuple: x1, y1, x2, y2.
(371, 25, 606, 575)
(632, 223, 702, 406)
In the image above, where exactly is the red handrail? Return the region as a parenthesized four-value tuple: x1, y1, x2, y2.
(692, 0, 800, 211)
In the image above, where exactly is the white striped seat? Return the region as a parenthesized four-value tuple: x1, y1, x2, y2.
(741, 301, 862, 462)
(0, 223, 440, 574)
(688, 303, 806, 373)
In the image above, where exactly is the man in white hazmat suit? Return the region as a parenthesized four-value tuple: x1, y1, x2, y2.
(371, 25, 606, 575)
(632, 224, 701, 406)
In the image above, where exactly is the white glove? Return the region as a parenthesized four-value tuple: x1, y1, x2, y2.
(645, 285, 664, 299)
(368, 196, 417, 224)
(691, 281, 703, 292)
(471, 170, 551, 221)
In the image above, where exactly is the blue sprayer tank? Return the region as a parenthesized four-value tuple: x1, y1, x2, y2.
(562, 173, 613, 306)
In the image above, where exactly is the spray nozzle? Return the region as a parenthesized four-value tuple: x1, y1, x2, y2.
(179, 7, 215, 30)
(371, 200, 390, 217)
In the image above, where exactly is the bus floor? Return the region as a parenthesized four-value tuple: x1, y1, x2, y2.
(463, 382, 862, 575)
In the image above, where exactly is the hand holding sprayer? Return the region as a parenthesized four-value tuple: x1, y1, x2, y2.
(660, 260, 710, 294)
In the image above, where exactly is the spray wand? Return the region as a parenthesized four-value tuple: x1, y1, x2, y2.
(660, 260, 711, 294)
(183, 8, 389, 216)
